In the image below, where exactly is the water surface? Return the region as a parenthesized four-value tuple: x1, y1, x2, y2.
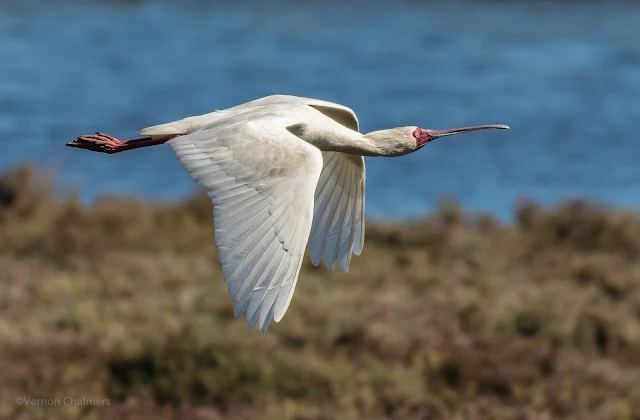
(1, 0, 639, 220)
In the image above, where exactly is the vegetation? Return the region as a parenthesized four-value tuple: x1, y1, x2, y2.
(1, 164, 639, 420)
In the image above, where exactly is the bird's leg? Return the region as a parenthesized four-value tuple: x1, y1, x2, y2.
(66, 132, 178, 154)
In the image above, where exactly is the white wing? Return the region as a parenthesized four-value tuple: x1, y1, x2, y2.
(141, 94, 366, 296)
(168, 118, 323, 333)
(307, 152, 365, 272)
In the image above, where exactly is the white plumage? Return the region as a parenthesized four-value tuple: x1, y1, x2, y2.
(143, 96, 367, 332)
(68, 94, 509, 333)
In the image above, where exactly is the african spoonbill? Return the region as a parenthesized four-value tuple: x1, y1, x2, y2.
(67, 94, 509, 332)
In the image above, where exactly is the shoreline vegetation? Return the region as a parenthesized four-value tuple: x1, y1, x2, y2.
(1, 164, 639, 419)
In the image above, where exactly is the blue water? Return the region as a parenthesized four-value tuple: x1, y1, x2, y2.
(1, 0, 640, 220)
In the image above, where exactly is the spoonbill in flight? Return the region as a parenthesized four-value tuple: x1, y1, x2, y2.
(67, 94, 509, 332)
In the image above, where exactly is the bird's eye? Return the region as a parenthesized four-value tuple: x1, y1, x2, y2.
(413, 130, 420, 138)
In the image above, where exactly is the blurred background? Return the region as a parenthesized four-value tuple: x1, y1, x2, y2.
(1, 0, 640, 419)
(2, 0, 640, 219)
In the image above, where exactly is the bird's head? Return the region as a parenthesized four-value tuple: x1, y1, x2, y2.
(364, 124, 510, 157)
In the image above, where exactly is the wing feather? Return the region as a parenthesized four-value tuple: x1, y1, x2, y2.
(307, 152, 365, 272)
(168, 118, 322, 332)
(353, 170, 366, 255)
(308, 153, 342, 242)
(320, 155, 350, 270)
(307, 154, 346, 265)
(336, 166, 356, 270)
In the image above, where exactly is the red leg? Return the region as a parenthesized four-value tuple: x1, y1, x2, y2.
(66, 132, 178, 154)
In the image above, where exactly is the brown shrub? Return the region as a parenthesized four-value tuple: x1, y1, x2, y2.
(1, 165, 640, 420)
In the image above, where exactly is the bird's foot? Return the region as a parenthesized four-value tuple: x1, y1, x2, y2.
(66, 132, 127, 154)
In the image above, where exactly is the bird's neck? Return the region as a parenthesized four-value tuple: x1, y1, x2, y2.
(325, 134, 383, 156)
(289, 123, 387, 156)
(362, 129, 413, 157)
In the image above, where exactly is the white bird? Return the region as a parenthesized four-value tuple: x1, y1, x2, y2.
(67, 94, 509, 332)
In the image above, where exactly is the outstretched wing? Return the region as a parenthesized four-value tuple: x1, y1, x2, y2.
(168, 118, 323, 333)
(307, 152, 365, 272)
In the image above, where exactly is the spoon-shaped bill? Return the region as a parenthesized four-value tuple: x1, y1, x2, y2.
(426, 124, 510, 139)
